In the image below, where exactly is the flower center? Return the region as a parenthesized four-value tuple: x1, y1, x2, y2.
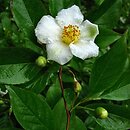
(62, 25, 80, 45)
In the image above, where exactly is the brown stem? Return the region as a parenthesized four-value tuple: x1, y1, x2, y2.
(59, 66, 71, 130)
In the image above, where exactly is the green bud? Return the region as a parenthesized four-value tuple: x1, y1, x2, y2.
(35, 56, 47, 67)
(74, 78, 82, 93)
(95, 107, 108, 119)
(0, 100, 4, 105)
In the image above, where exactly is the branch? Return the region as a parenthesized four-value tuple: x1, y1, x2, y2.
(59, 66, 71, 130)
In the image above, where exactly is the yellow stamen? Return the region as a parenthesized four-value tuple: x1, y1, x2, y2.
(62, 25, 80, 45)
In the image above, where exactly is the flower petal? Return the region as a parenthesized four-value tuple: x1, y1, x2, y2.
(56, 5, 83, 27)
(35, 15, 61, 44)
(69, 39, 99, 60)
(46, 40, 73, 65)
(80, 20, 99, 41)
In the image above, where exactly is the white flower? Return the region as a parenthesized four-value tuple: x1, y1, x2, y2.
(35, 5, 99, 65)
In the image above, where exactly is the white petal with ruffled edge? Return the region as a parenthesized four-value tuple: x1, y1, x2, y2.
(69, 39, 99, 60)
(46, 40, 73, 65)
(80, 20, 99, 41)
(35, 15, 61, 44)
(56, 5, 83, 27)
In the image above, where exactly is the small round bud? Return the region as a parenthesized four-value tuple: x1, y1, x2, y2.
(0, 100, 4, 105)
(74, 78, 82, 93)
(95, 107, 108, 119)
(35, 56, 47, 67)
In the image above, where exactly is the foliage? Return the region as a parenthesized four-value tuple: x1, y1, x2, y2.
(0, 0, 130, 129)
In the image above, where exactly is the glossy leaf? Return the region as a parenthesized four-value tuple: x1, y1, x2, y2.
(64, 88, 75, 109)
(85, 116, 99, 130)
(94, 114, 130, 130)
(0, 48, 38, 64)
(28, 64, 59, 94)
(52, 99, 66, 130)
(70, 114, 86, 130)
(0, 64, 41, 84)
(86, 103, 130, 129)
(12, 0, 47, 40)
(1, 13, 11, 32)
(101, 84, 130, 101)
(86, 103, 130, 120)
(49, 0, 81, 16)
(7, 86, 52, 130)
(95, 0, 104, 5)
(46, 79, 61, 108)
(63, 0, 81, 7)
(88, 36, 127, 97)
(0, 48, 41, 84)
(49, 0, 64, 17)
(62, 73, 73, 83)
(89, 0, 122, 28)
(96, 26, 121, 48)
(100, 65, 130, 97)
(52, 99, 86, 130)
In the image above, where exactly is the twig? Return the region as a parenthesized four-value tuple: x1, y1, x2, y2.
(70, 97, 101, 112)
(59, 66, 71, 130)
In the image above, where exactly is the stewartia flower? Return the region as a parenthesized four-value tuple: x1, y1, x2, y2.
(35, 5, 99, 65)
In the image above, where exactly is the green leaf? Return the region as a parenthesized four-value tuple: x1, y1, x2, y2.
(12, 0, 48, 40)
(70, 114, 86, 130)
(128, 27, 130, 45)
(52, 99, 86, 130)
(23, 39, 43, 54)
(46, 79, 61, 108)
(94, 125, 108, 130)
(63, 0, 81, 8)
(68, 57, 83, 72)
(28, 64, 59, 94)
(0, 48, 41, 84)
(101, 84, 130, 101)
(85, 116, 96, 129)
(1, 12, 11, 32)
(96, 26, 121, 48)
(94, 114, 130, 130)
(86, 103, 130, 120)
(88, 36, 127, 97)
(86, 103, 130, 129)
(49, 0, 64, 17)
(7, 86, 53, 130)
(49, 0, 81, 16)
(0, 64, 40, 84)
(0, 48, 38, 64)
(29, 73, 51, 93)
(62, 73, 73, 82)
(89, 0, 122, 28)
(52, 99, 66, 130)
(95, 0, 104, 5)
(100, 64, 130, 98)
(85, 115, 127, 130)
(64, 88, 75, 109)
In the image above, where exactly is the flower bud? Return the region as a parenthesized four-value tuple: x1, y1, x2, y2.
(74, 78, 82, 93)
(35, 56, 47, 67)
(95, 107, 108, 119)
(0, 100, 4, 105)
